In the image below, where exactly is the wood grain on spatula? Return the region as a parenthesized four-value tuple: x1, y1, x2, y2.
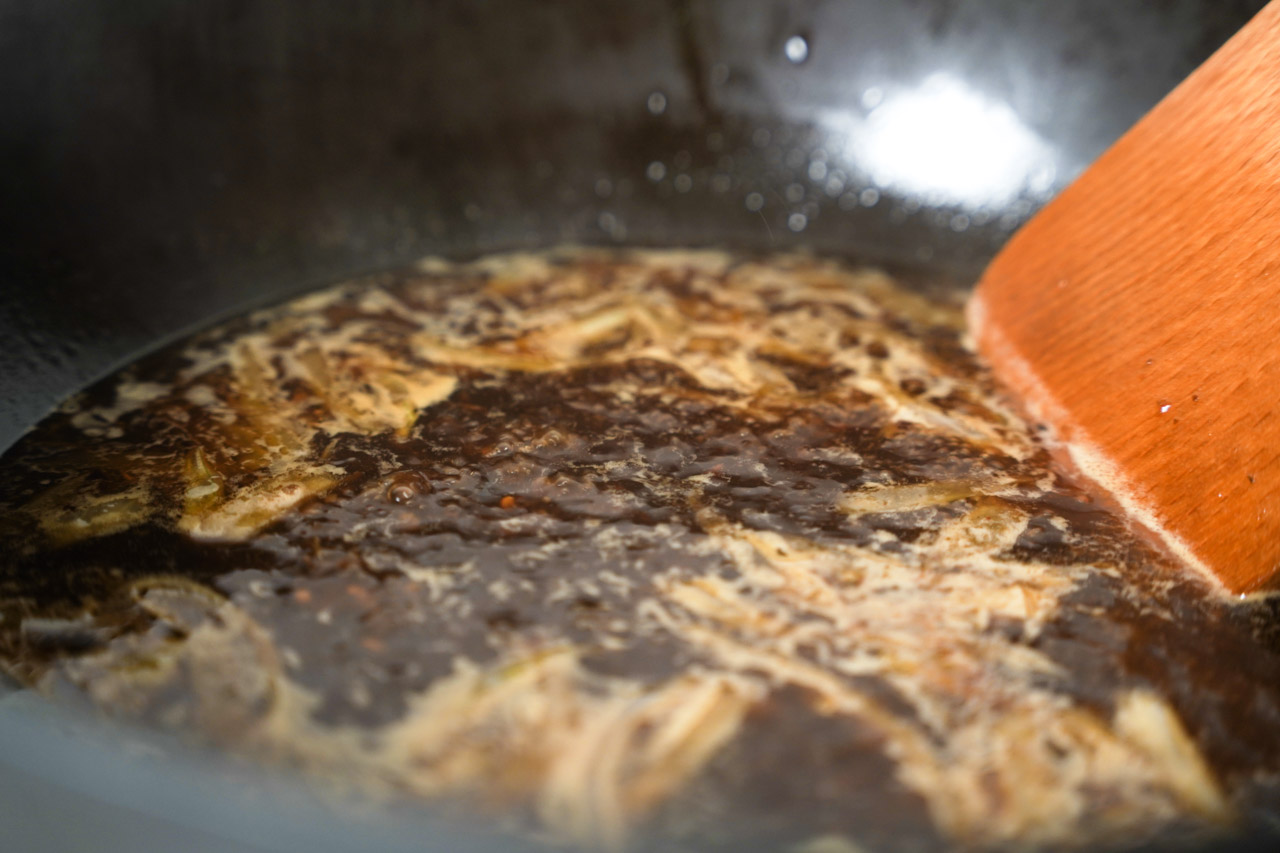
(968, 1, 1280, 594)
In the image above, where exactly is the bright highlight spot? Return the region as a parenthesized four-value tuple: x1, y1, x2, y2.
(842, 74, 1056, 207)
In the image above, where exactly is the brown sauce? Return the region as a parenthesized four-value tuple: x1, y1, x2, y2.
(1, 248, 1279, 851)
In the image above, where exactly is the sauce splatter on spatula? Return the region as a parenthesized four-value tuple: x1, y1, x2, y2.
(969, 0, 1280, 595)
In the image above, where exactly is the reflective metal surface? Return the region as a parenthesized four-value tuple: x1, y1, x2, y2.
(1, 0, 1266, 452)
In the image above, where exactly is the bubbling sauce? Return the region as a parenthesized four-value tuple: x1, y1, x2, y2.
(2, 249, 1280, 851)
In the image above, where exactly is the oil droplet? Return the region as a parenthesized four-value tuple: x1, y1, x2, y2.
(784, 35, 809, 64)
(646, 161, 667, 182)
(647, 91, 668, 115)
(745, 192, 765, 212)
(787, 212, 808, 232)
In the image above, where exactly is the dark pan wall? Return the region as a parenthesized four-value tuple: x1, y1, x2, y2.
(0, 0, 1266, 451)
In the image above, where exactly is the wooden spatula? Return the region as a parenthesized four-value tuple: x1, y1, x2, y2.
(968, 1, 1280, 595)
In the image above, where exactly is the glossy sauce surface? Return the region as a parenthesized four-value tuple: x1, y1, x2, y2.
(2, 249, 1279, 851)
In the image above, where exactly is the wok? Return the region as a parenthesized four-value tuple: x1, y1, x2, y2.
(0, 1, 1274, 850)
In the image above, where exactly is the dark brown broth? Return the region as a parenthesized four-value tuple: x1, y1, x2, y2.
(1, 249, 1278, 851)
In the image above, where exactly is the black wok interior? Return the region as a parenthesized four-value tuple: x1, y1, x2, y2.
(0, 1, 1273, 850)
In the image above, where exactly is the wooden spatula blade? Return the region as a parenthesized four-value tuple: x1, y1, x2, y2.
(968, 1, 1280, 594)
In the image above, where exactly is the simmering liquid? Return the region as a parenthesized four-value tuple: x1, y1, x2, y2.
(2, 249, 1279, 851)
